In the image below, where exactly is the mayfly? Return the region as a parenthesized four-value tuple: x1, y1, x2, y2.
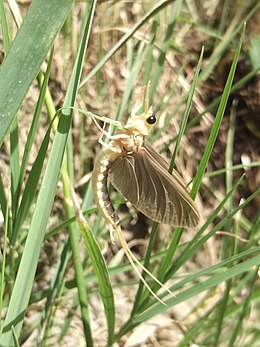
(92, 82, 200, 302)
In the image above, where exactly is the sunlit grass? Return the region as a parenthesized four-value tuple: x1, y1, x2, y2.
(0, 1, 259, 346)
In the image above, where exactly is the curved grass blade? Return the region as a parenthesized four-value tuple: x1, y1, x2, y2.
(187, 66, 260, 131)
(199, 3, 259, 82)
(80, 0, 175, 87)
(149, 0, 183, 100)
(154, 188, 259, 301)
(204, 161, 260, 178)
(132, 254, 260, 329)
(169, 46, 204, 173)
(228, 266, 259, 347)
(116, 246, 260, 340)
(79, 222, 115, 346)
(191, 23, 246, 199)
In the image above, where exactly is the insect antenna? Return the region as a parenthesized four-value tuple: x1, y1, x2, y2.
(114, 224, 173, 305)
(144, 80, 151, 113)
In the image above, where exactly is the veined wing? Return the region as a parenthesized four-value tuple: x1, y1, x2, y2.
(108, 146, 200, 228)
(143, 140, 189, 191)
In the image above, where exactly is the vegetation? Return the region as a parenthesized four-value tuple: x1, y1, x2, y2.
(0, 0, 259, 346)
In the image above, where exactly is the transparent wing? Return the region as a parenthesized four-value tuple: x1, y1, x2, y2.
(108, 146, 200, 228)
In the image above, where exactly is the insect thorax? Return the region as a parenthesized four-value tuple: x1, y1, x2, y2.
(114, 129, 144, 154)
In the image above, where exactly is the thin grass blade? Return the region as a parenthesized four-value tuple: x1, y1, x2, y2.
(19, 49, 54, 190)
(80, 0, 175, 87)
(59, 2, 98, 345)
(133, 254, 260, 325)
(12, 123, 52, 244)
(228, 266, 259, 347)
(79, 222, 115, 346)
(149, 0, 182, 100)
(169, 177, 244, 272)
(191, 23, 246, 199)
(117, 247, 260, 339)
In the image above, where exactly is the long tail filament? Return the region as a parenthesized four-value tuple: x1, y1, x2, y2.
(115, 225, 173, 305)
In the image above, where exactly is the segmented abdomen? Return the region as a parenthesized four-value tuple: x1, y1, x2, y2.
(92, 146, 120, 229)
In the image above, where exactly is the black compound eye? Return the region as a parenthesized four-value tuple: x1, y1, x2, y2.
(146, 113, 156, 125)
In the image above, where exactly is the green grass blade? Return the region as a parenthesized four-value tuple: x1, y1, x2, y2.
(0, 0, 74, 145)
(59, 3, 98, 345)
(149, 0, 182, 100)
(169, 46, 204, 172)
(0, 173, 8, 223)
(80, 0, 175, 87)
(19, 49, 54, 190)
(224, 101, 237, 237)
(12, 124, 52, 244)
(1, 120, 70, 346)
(213, 101, 237, 346)
(143, 17, 159, 83)
(11, 327, 20, 347)
(0, 205, 8, 334)
(169, 247, 260, 296)
(117, 247, 260, 339)
(199, 3, 259, 82)
(79, 222, 115, 346)
(115, 42, 146, 123)
(62, 173, 93, 347)
(0, 0, 11, 53)
(248, 36, 260, 69)
(37, 238, 71, 346)
(228, 266, 259, 347)
(133, 254, 260, 325)
(165, 175, 245, 280)
(204, 161, 260, 178)
(191, 23, 246, 199)
(10, 117, 20, 219)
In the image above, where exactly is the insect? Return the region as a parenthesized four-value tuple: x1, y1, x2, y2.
(92, 82, 200, 302)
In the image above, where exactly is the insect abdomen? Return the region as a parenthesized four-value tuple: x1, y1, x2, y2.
(92, 148, 120, 228)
